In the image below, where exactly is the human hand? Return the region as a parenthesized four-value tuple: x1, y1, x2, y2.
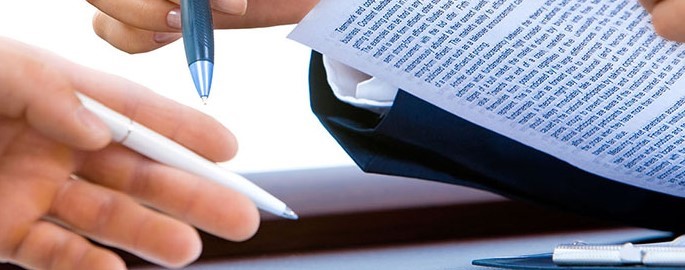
(640, 0, 685, 42)
(0, 37, 259, 269)
(88, 0, 319, 53)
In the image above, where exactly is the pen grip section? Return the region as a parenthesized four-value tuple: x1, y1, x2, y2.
(181, 0, 215, 64)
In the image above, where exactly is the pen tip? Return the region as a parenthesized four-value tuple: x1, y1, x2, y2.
(189, 61, 213, 102)
(282, 207, 299, 220)
(201, 96, 208, 105)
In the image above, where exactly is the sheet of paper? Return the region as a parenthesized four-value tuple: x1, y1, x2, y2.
(289, 0, 685, 197)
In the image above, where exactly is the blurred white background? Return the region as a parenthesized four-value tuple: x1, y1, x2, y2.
(0, 1, 354, 173)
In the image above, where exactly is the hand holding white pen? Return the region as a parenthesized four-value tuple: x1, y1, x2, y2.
(0, 38, 268, 269)
(76, 93, 298, 220)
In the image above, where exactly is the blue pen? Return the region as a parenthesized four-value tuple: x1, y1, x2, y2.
(181, 0, 214, 103)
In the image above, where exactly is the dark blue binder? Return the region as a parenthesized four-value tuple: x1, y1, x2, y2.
(308, 51, 685, 233)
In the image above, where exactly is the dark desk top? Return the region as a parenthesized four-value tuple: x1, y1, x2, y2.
(1, 167, 655, 270)
(136, 228, 668, 270)
(128, 167, 657, 270)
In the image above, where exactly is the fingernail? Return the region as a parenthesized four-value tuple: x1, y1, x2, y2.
(76, 106, 110, 141)
(154, 32, 182, 44)
(167, 8, 182, 29)
(214, 0, 247, 15)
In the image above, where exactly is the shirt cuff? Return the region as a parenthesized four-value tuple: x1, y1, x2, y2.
(322, 55, 399, 115)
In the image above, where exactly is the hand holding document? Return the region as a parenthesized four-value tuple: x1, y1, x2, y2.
(289, 0, 685, 198)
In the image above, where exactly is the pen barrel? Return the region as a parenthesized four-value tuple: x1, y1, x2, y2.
(181, 0, 214, 65)
(122, 122, 288, 215)
(77, 93, 293, 218)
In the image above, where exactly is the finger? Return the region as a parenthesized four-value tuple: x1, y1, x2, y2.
(9, 221, 125, 270)
(213, 0, 319, 29)
(639, 0, 658, 12)
(168, 0, 248, 15)
(78, 144, 260, 242)
(92, 0, 318, 54)
(91, 1, 247, 54)
(87, 0, 178, 33)
(59, 59, 237, 162)
(92, 11, 181, 54)
(647, 0, 685, 42)
(0, 38, 110, 150)
(87, 0, 246, 32)
(48, 179, 202, 268)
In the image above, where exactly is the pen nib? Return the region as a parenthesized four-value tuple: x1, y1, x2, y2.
(282, 207, 299, 220)
(189, 60, 213, 103)
(201, 96, 208, 105)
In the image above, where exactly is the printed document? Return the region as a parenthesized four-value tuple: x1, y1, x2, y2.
(289, 0, 685, 197)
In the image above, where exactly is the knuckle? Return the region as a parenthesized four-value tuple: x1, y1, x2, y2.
(127, 159, 153, 197)
(83, 194, 117, 234)
(51, 181, 116, 234)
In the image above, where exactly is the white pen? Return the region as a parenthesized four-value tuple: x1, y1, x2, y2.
(76, 92, 298, 220)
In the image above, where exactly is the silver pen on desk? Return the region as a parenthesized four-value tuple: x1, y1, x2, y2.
(553, 235, 685, 266)
(77, 93, 298, 220)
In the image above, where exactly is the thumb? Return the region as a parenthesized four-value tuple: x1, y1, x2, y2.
(0, 38, 111, 150)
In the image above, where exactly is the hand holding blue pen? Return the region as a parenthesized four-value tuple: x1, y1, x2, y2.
(181, 0, 215, 103)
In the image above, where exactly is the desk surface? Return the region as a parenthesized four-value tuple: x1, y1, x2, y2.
(0, 167, 633, 270)
(135, 228, 666, 270)
(125, 168, 664, 270)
